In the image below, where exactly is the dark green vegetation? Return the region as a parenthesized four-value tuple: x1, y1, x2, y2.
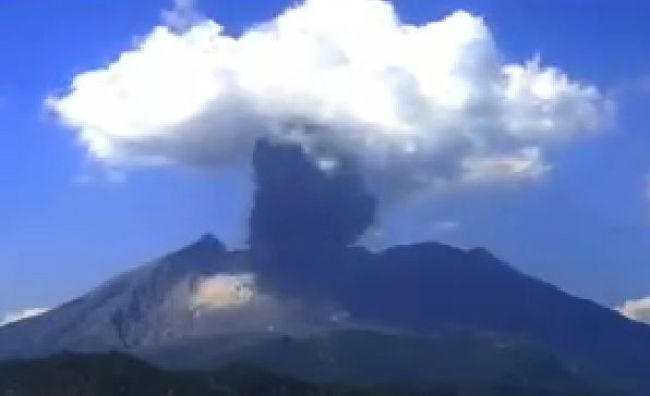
(0, 332, 623, 396)
(147, 330, 604, 387)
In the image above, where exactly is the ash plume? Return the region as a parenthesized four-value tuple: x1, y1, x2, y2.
(249, 139, 376, 252)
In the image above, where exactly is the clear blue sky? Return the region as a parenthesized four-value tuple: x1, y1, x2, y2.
(1, 0, 650, 316)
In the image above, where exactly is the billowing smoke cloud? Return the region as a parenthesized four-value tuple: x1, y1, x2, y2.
(618, 296, 650, 324)
(47, 0, 611, 201)
(249, 140, 375, 251)
(0, 308, 49, 327)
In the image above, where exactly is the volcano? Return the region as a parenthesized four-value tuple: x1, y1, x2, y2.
(1, 140, 649, 393)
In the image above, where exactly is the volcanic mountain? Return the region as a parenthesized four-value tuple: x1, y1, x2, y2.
(0, 140, 648, 393)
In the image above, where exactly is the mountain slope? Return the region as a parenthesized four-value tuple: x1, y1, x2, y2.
(0, 235, 241, 357)
(345, 243, 650, 384)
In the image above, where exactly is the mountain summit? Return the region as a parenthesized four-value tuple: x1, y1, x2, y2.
(0, 234, 232, 356)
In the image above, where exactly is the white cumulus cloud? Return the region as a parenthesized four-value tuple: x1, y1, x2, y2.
(47, 0, 611, 200)
(0, 308, 49, 327)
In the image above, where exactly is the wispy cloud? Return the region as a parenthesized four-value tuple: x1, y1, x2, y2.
(430, 220, 461, 234)
(0, 308, 49, 327)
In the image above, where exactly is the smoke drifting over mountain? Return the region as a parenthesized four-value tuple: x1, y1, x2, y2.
(47, 0, 611, 203)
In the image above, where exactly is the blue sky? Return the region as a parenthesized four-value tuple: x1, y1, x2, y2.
(1, 0, 650, 318)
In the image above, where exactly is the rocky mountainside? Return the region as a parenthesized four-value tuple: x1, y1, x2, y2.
(0, 233, 343, 357)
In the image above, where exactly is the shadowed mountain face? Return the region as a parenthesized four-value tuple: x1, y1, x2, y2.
(1, 140, 650, 394)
